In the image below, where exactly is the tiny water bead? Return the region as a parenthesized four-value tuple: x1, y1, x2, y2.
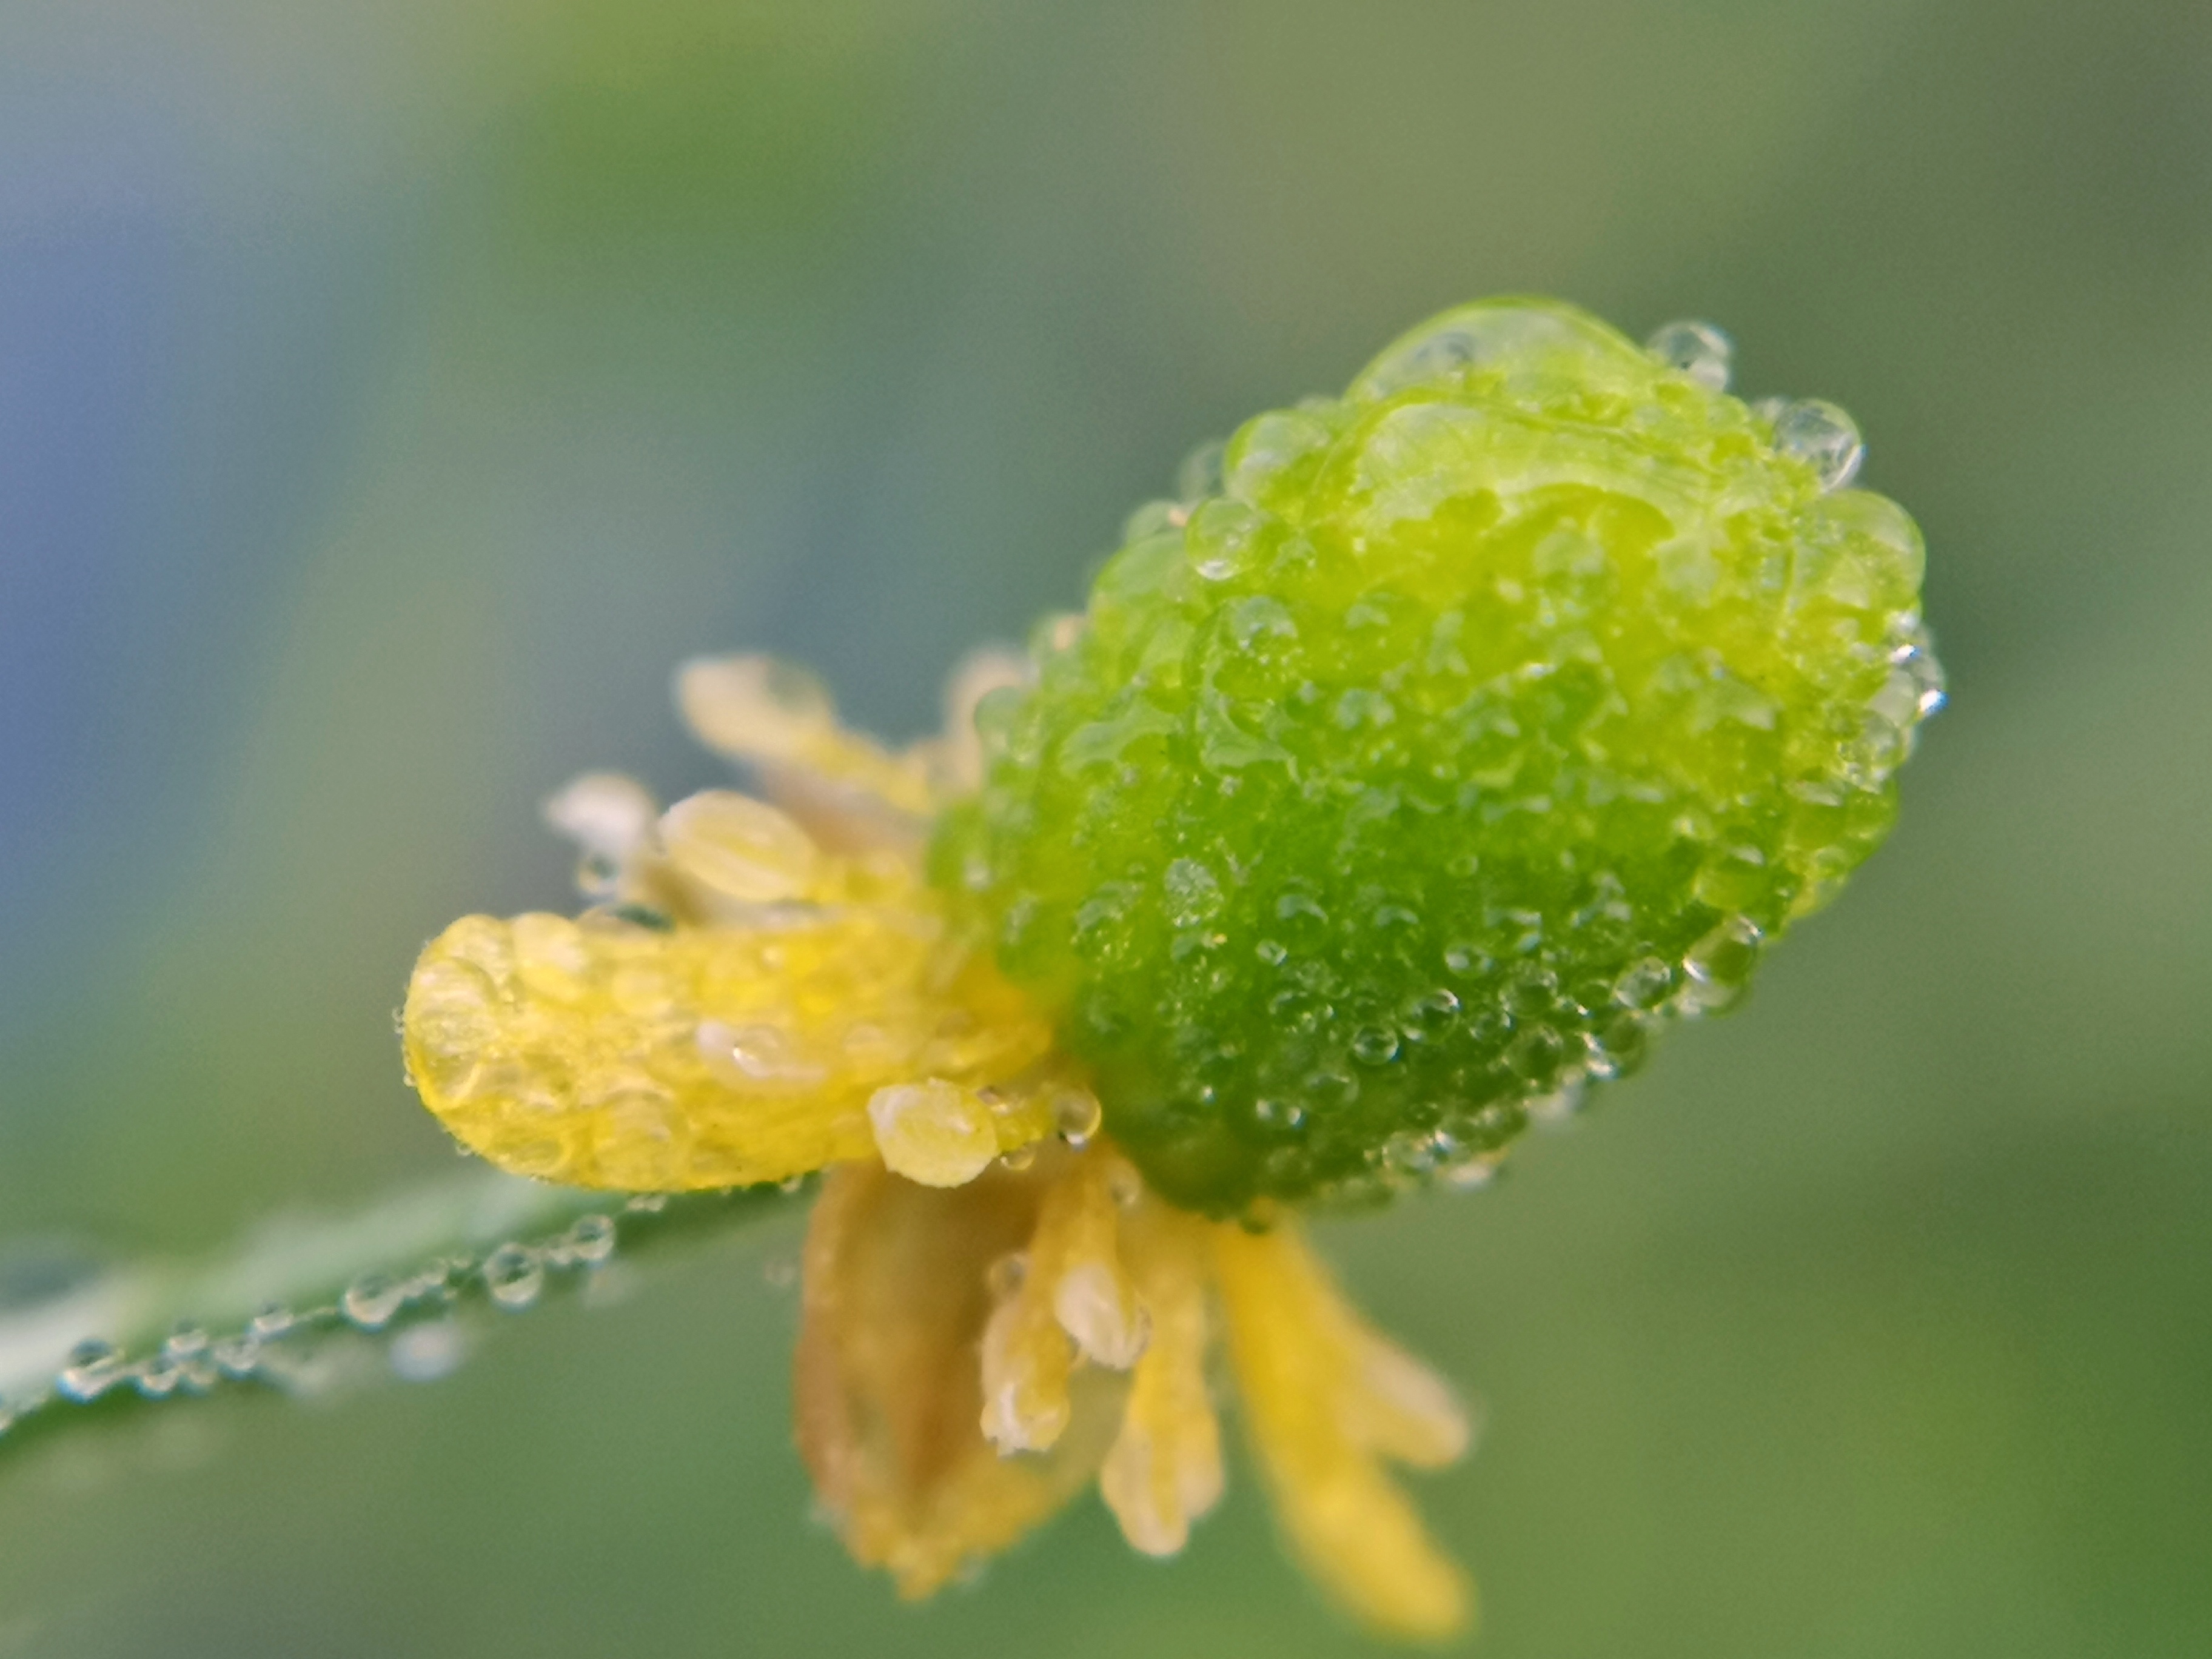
(58, 1339, 124, 1404)
(1768, 398, 1865, 492)
(482, 1243, 548, 1311)
(0, 1196, 651, 1450)
(937, 296, 1942, 1213)
(1644, 319, 1732, 392)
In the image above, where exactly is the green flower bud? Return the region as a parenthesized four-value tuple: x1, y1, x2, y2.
(935, 298, 1941, 1215)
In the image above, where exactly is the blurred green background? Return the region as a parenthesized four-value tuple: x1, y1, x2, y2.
(2, 1, 2208, 1654)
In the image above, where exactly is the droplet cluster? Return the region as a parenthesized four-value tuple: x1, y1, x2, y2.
(936, 297, 1942, 1213)
(2, 1208, 635, 1439)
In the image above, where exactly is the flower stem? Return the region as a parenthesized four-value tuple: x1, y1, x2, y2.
(0, 1167, 803, 1460)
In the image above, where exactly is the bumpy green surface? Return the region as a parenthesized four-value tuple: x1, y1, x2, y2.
(934, 298, 1942, 1214)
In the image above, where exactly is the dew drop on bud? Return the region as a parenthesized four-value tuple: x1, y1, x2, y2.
(1644, 319, 1732, 391)
(1770, 398, 1865, 492)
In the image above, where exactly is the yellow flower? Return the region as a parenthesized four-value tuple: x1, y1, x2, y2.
(403, 652, 1474, 1641)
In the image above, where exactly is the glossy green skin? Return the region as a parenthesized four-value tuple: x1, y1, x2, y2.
(935, 298, 1939, 1215)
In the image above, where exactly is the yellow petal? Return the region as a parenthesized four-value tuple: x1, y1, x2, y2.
(1098, 1200, 1224, 1557)
(677, 654, 936, 845)
(402, 886, 1057, 1191)
(796, 1161, 1124, 1598)
(1213, 1223, 1473, 1641)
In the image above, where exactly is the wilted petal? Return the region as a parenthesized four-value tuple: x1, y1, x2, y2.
(795, 1161, 1125, 1598)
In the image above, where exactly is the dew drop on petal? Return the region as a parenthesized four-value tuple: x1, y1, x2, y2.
(868, 1079, 1000, 1187)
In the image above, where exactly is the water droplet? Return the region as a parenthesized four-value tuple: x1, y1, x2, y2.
(343, 1272, 408, 1332)
(1302, 1071, 1359, 1113)
(1120, 500, 1183, 546)
(868, 1079, 1001, 1188)
(1350, 1027, 1402, 1067)
(1357, 326, 1481, 397)
(1504, 1026, 1568, 1085)
(1505, 967, 1560, 1017)
(999, 1144, 1038, 1172)
(987, 1252, 1030, 1302)
(1252, 1097, 1307, 1134)
(1401, 988, 1462, 1044)
(212, 1335, 263, 1379)
(1162, 859, 1225, 927)
(162, 1325, 209, 1364)
(1584, 1011, 1649, 1080)
(625, 1193, 669, 1215)
(1383, 1128, 1460, 1179)
(1053, 1088, 1104, 1148)
(58, 1339, 124, 1403)
(1176, 437, 1226, 502)
(1443, 942, 1490, 977)
(565, 1213, 617, 1266)
(1334, 687, 1395, 730)
(1681, 916, 1765, 1013)
(1226, 409, 1333, 501)
(1255, 938, 1289, 967)
(697, 1021, 830, 1091)
(482, 1244, 546, 1312)
(249, 1303, 296, 1341)
(1187, 499, 1267, 582)
(1105, 1162, 1145, 1210)
(1267, 988, 1330, 1036)
(1614, 956, 1674, 1009)
(1770, 398, 1864, 491)
(1875, 633, 1948, 726)
(133, 1355, 183, 1399)
(1644, 320, 1732, 390)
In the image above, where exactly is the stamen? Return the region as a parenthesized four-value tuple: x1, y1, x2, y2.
(977, 1150, 1147, 1453)
(1098, 1205, 1223, 1557)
